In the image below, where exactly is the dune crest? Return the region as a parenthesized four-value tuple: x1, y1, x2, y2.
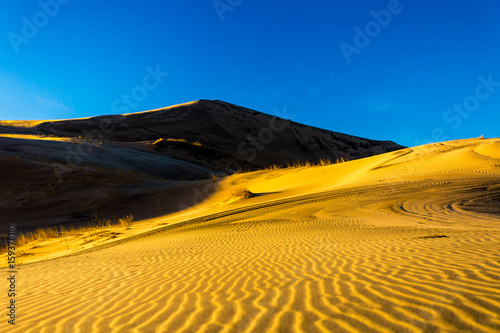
(0, 100, 404, 228)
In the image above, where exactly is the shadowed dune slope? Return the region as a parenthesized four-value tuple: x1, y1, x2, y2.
(0, 100, 404, 227)
(0, 99, 404, 168)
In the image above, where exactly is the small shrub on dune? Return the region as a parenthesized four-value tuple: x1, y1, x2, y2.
(286, 161, 312, 168)
(35, 227, 59, 240)
(229, 186, 253, 200)
(119, 215, 134, 228)
(266, 164, 284, 171)
(0, 214, 136, 258)
(0, 226, 60, 257)
(265, 158, 339, 170)
(318, 158, 332, 166)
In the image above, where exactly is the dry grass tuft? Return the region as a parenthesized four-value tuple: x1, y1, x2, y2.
(318, 158, 332, 166)
(9, 155, 20, 163)
(0, 214, 135, 257)
(0, 225, 62, 257)
(265, 164, 284, 170)
(16, 226, 59, 248)
(229, 186, 253, 200)
(287, 161, 312, 168)
(335, 157, 349, 164)
(264, 157, 346, 171)
(119, 215, 134, 228)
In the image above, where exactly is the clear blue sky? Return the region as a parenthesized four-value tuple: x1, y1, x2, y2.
(1, 0, 499, 147)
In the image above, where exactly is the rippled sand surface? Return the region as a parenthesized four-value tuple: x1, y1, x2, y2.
(3, 139, 500, 332)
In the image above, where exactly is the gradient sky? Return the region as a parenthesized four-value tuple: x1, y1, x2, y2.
(1, 0, 499, 147)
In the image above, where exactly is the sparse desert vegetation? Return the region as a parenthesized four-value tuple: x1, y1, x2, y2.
(119, 214, 134, 228)
(264, 157, 348, 171)
(0, 214, 134, 258)
(228, 186, 253, 200)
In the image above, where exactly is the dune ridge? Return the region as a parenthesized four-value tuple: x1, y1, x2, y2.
(0, 99, 404, 228)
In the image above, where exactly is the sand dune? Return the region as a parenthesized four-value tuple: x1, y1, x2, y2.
(0, 100, 404, 167)
(1, 138, 500, 332)
(0, 100, 403, 228)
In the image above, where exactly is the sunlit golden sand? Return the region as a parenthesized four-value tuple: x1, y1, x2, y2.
(0, 119, 90, 128)
(0, 100, 200, 127)
(2, 138, 500, 332)
(0, 134, 73, 142)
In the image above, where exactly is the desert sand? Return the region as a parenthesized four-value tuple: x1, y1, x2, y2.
(2, 138, 500, 332)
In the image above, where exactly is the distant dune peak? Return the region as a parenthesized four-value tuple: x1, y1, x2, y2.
(0, 99, 404, 171)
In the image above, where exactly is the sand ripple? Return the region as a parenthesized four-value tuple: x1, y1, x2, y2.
(3, 178, 500, 332)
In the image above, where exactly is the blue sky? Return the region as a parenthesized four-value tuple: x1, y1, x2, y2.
(1, 0, 499, 147)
